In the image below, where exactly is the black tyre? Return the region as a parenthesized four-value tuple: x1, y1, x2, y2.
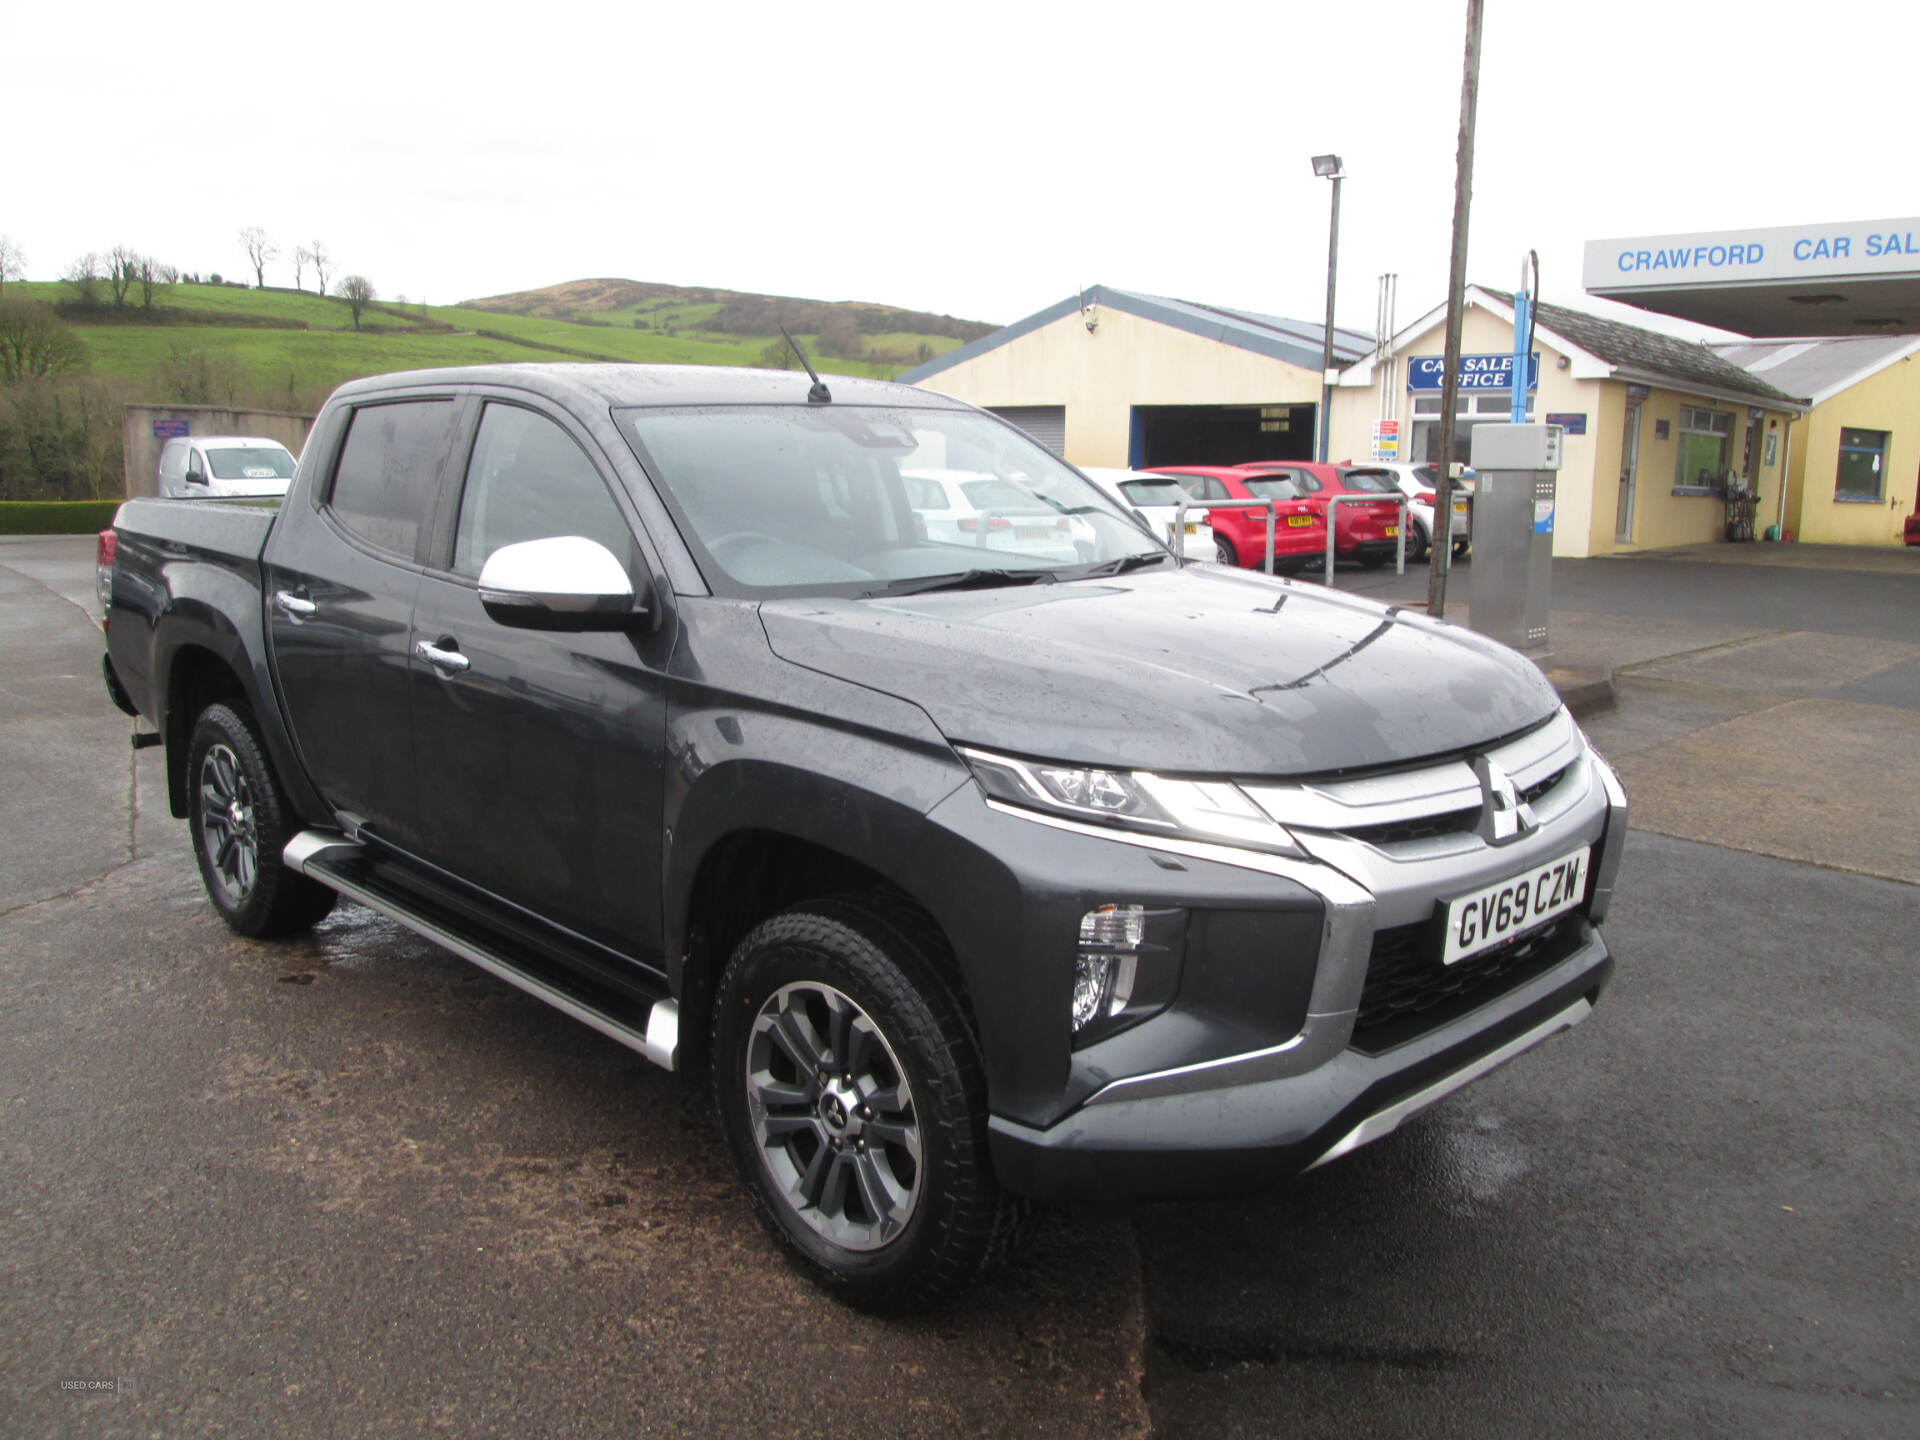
(187, 703, 337, 938)
(1213, 534, 1238, 567)
(1408, 519, 1431, 563)
(1453, 538, 1471, 559)
(712, 899, 1010, 1313)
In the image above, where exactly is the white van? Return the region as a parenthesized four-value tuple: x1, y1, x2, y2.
(157, 436, 297, 499)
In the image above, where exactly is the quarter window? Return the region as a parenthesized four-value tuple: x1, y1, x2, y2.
(452, 404, 632, 577)
(329, 400, 458, 558)
(1675, 407, 1733, 491)
(1834, 427, 1888, 503)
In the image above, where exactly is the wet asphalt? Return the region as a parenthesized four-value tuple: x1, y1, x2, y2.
(2, 536, 1914, 1437)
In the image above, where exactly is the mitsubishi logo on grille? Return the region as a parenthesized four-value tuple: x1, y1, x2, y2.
(1473, 755, 1538, 845)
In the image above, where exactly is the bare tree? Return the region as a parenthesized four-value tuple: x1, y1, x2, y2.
(238, 226, 276, 288)
(107, 245, 140, 308)
(0, 236, 24, 293)
(291, 244, 311, 292)
(308, 240, 332, 297)
(0, 299, 87, 383)
(64, 252, 102, 306)
(338, 274, 375, 329)
(137, 257, 177, 310)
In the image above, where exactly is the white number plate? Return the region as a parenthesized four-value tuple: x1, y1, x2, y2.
(1442, 846, 1590, 965)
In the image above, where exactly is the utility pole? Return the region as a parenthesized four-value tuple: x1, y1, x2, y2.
(1313, 156, 1346, 463)
(1427, 0, 1484, 618)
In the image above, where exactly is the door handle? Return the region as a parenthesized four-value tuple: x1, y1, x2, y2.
(414, 639, 470, 674)
(274, 589, 316, 619)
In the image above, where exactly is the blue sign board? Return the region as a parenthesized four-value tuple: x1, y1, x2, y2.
(1407, 353, 1539, 392)
(1546, 411, 1587, 435)
(152, 419, 189, 439)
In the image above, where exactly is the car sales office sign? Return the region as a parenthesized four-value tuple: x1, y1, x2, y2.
(1407, 353, 1540, 391)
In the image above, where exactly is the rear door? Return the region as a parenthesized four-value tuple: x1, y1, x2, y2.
(407, 395, 674, 971)
(264, 391, 465, 850)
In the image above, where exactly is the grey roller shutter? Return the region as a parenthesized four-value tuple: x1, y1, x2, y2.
(988, 405, 1067, 457)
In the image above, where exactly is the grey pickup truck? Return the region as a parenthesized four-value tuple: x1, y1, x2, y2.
(101, 363, 1627, 1311)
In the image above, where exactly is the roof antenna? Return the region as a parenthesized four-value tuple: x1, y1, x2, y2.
(778, 325, 831, 403)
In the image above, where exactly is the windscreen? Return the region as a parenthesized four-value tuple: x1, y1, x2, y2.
(206, 446, 295, 480)
(1337, 468, 1399, 494)
(619, 405, 1164, 596)
(1241, 476, 1303, 501)
(1118, 479, 1190, 508)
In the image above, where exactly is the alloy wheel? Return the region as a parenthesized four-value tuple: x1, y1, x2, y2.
(744, 981, 922, 1251)
(198, 742, 260, 903)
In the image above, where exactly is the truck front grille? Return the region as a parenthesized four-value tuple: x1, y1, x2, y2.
(1351, 911, 1584, 1053)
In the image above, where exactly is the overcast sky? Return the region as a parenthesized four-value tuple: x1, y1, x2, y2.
(7, 0, 1914, 343)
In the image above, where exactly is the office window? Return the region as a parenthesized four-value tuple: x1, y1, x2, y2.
(1674, 407, 1732, 491)
(1834, 427, 1888, 503)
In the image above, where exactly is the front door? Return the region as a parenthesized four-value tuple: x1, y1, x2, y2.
(1615, 400, 1642, 543)
(407, 399, 673, 971)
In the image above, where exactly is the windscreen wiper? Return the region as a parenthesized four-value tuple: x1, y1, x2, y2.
(1070, 552, 1175, 579)
(859, 568, 1060, 599)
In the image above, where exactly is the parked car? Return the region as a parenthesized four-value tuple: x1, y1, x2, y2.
(157, 436, 298, 499)
(101, 363, 1626, 1313)
(1233, 462, 1408, 567)
(901, 467, 1092, 564)
(1905, 510, 1920, 546)
(1359, 461, 1472, 562)
(1077, 467, 1216, 561)
(1147, 465, 1328, 570)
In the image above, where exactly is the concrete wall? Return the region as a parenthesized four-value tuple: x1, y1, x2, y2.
(121, 404, 316, 499)
(910, 305, 1320, 468)
(1784, 356, 1919, 546)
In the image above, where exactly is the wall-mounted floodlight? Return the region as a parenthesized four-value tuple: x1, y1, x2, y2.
(1311, 154, 1344, 179)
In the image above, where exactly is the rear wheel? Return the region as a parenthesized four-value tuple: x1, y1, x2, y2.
(187, 703, 336, 937)
(712, 899, 1011, 1313)
(1408, 519, 1432, 563)
(1213, 534, 1238, 567)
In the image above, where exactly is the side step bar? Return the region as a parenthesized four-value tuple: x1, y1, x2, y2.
(283, 829, 678, 1071)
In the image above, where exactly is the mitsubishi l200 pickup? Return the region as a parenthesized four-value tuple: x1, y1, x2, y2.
(101, 363, 1627, 1312)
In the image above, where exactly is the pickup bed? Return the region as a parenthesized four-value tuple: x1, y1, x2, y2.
(103, 363, 1627, 1311)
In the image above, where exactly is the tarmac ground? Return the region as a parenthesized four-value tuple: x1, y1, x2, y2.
(3, 535, 1914, 1438)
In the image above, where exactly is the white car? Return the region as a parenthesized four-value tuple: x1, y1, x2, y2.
(1363, 461, 1472, 561)
(157, 436, 297, 499)
(1077, 468, 1216, 562)
(901, 468, 1093, 565)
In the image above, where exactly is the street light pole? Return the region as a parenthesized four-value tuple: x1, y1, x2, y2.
(1312, 154, 1344, 464)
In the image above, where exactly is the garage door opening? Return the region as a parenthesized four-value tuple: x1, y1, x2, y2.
(987, 405, 1067, 457)
(1130, 404, 1316, 468)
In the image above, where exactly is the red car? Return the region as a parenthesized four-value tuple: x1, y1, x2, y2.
(1149, 466, 1328, 571)
(1234, 462, 1407, 567)
(1905, 510, 1920, 547)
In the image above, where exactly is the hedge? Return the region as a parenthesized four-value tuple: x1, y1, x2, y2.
(0, 500, 123, 534)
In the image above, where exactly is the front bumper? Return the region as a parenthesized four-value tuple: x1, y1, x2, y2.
(958, 711, 1629, 1201)
(989, 925, 1610, 1199)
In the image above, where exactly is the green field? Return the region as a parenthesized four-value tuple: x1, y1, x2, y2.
(6, 278, 970, 401)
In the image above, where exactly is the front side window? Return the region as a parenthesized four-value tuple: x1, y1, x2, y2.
(618, 405, 1158, 597)
(1835, 427, 1889, 503)
(1675, 406, 1733, 491)
(328, 399, 458, 557)
(453, 404, 632, 577)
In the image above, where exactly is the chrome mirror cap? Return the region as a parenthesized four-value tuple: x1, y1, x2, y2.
(476, 536, 640, 627)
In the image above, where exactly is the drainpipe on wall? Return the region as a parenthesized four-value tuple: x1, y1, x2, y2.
(1775, 414, 1795, 537)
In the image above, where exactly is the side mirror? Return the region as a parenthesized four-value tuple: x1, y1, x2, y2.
(184, 467, 206, 485)
(476, 535, 646, 631)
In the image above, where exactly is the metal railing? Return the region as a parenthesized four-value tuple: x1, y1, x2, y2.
(1172, 497, 1278, 571)
(1323, 493, 1409, 587)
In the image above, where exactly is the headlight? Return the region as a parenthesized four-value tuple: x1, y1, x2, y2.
(961, 747, 1304, 857)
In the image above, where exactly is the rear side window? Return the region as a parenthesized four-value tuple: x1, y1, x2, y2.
(328, 400, 458, 558)
(452, 403, 632, 577)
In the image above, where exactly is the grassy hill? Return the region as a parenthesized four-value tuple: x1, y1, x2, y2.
(0, 275, 996, 503)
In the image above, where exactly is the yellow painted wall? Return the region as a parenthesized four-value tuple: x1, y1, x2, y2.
(1785, 354, 1919, 546)
(911, 304, 1320, 468)
(1617, 388, 1794, 550)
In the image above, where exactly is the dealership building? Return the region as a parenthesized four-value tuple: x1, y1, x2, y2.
(904, 217, 1920, 554)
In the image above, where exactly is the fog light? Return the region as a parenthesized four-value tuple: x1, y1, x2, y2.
(1072, 953, 1117, 1032)
(1079, 903, 1145, 950)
